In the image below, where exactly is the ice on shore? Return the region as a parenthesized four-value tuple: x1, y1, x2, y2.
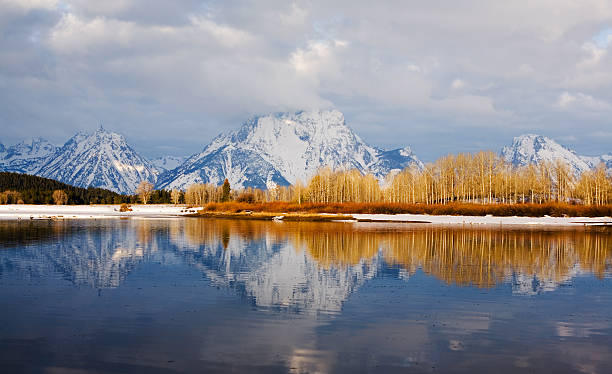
(0, 205, 610, 226)
(0, 204, 201, 220)
(350, 213, 611, 226)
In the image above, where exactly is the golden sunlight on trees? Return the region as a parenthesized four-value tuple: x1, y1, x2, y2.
(178, 220, 612, 288)
(184, 183, 221, 205)
(0, 190, 22, 204)
(182, 153, 611, 206)
(171, 189, 181, 204)
(136, 181, 154, 204)
(52, 189, 68, 205)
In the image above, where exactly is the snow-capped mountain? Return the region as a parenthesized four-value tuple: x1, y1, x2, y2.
(581, 153, 612, 170)
(174, 223, 379, 314)
(501, 134, 594, 175)
(37, 128, 156, 194)
(150, 155, 185, 173)
(157, 110, 423, 190)
(0, 137, 57, 174)
(510, 266, 583, 296)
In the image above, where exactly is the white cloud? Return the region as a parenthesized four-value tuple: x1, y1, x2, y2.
(406, 64, 421, 73)
(451, 79, 466, 90)
(61, 0, 132, 16)
(557, 91, 611, 111)
(49, 13, 135, 52)
(0, 0, 58, 11)
(518, 64, 534, 74)
(2, 0, 612, 160)
(578, 42, 607, 68)
(557, 92, 577, 107)
(290, 41, 333, 73)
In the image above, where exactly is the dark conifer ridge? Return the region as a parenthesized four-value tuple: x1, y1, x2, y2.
(0, 172, 132, 204)
(0, 172, 174, 204)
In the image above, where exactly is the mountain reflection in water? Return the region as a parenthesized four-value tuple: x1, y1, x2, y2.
(1, 219, 610, 311)
(1, 219, 612, 373)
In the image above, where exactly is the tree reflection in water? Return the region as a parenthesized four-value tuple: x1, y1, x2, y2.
(1, 219, 611, 373)
(1, 219, 610, 303)
(178, 220, 611, 297)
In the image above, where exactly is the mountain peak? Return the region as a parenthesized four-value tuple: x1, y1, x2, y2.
(91, 127, 124, 139)
(502, 133, 592, 175)
(399, 146, 415, 157)
(12, 137, 55, 149)
(157, 109, 422, 190)
(37, 129, 155, 194)
(150, 155, 186, 174)
(514, 133, 542, 139)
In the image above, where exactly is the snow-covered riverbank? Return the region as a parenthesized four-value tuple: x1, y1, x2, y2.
(0, 205, 202, 220)
(350, 213, 612, 226)
(0, 205, 610, 226)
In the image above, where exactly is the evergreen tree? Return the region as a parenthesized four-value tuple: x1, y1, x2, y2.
(222, 179, 231, 202)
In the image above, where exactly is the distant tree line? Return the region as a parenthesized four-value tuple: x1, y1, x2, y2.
(184, 152, 612, 206)
(0, 172, 179, 205)
(183, 179, 231, 205)
(4, 150, 611, 206)
(0, 172, 132, 204)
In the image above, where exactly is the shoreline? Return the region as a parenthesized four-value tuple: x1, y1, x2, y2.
(349, 213, 611, 227)
(0, 204, 202, 220)
(0, 205, 610, 226)
(194, 211, 611, 226)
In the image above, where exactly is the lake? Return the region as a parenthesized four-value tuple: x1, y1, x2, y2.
(1, 219, 611, 373)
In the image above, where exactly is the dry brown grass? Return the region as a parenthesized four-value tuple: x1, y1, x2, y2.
(201, 201, 612, 217)
(195, 210, 353, 221)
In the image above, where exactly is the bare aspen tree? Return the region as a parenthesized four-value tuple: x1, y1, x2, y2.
(294, 180, 304, 204)
(136, 181, 154, 204)
(171, 189, 181, 204)
(52, 190, 68, 205)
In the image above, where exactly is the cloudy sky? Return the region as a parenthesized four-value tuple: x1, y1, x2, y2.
(1, 0, 611, 161)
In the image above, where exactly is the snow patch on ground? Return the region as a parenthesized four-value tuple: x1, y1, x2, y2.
(350, 214, 612, 226)
(0, 205, 610, 226)
(0, 205, 202, 220)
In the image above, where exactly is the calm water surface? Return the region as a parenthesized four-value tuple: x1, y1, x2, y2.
(1, 219, 611, 373)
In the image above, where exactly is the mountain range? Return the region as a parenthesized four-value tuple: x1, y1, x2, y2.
(1, 128, 156, 194)
(0, 110, 609, 193)
(501, 134, 611, 175)
(0, 137, 57, 174)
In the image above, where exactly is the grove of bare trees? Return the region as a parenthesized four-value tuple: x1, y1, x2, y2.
(0, 190, 22, 204)
(184, 151, 611, 206)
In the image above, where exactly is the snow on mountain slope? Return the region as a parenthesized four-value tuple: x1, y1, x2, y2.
(581, 153, 612, 170)
(501, 134, 593, 175)
(510, 266, 584, 296)
(37, 128, 156, 194)
(150, 155, 186, 173)
(158, 110, 423, 190)
(371, 146, 422, 180)
(0, 137, 57, 173)
(174, 229, 379, 314)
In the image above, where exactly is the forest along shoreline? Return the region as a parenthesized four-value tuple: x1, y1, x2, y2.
(1, 203, 611, 226)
